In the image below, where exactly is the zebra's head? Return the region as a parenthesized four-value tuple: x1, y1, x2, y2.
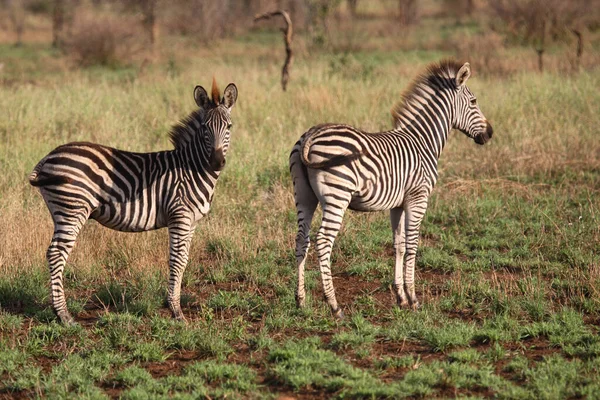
(193, 79, 238, 171)
(452, 62, 493, 145)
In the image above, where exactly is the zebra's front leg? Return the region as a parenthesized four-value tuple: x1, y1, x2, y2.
(316, 203, 349, 319)
(403, 196, 429, 310)
(167, 218, 196, 321)
(390, 207, 409, 308)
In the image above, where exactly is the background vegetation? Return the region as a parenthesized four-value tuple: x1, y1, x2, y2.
(1, 0, 599, 398)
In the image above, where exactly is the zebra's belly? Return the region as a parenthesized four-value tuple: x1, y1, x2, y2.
(349, 189, 404, 212)
(346, 175, 405, 212)
(90, 202, 164, 232)
(349, 197, 395, 212)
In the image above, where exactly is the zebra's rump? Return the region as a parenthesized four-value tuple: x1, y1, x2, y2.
(300, 124, 366, 170)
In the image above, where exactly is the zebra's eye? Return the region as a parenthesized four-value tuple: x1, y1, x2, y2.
(470, 98, 477, 106)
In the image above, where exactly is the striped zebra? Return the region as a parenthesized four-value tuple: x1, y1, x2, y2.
(29, 79, 238, 324)
(289, 60, 493, 318)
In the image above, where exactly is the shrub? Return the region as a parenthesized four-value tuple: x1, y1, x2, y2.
(452, 32, 512, 76)
(63, 11, 142, 67)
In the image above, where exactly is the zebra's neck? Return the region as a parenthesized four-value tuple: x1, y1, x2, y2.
(174, 121, 220, 181)
(169, 130, 220, 218)
(178, 135, 208, 167)
(392, 84, 454, 162)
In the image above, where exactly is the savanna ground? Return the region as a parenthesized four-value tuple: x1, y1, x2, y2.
(1, 1, 600, 399)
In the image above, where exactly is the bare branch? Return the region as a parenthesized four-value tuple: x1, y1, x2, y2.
(254, 10, 293, 91)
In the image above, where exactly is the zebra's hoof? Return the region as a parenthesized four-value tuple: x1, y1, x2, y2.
(57, 311, 75, 326)
(170, 307, 187, 322)
(397, 298, 410, 308)
(333, 308, 344, 320)
(172, 312, 187, 322)
(410, 301, 421, 311)
(295, 295, 306, 309)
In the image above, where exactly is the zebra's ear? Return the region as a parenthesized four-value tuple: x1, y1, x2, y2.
(456, 62, 471, 87)
(222, 83, 238, 110)
(194, 86, 210, 109)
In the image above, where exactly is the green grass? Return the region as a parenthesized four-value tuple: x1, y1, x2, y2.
(1, 6, 600, 398)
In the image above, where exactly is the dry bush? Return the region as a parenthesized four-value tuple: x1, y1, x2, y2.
(486, 0, 599, 73)
(162, 0, 278, 41)
(6, 0, 26, 46)
(452, 32, 513, 76)
(398, 0, 418, 26)
(441, 0, 474, 22)
(487, 0, 594, 44)
(327, 9, 371, 52)
(63, 11, 142, 67)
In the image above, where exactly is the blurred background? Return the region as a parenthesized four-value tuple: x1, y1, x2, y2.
(1, 0, 599, 77)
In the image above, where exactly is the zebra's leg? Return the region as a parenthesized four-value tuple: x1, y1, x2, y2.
(167, 218, 196, 321)
(46, 216, 87, 325)
(295, 204, 317, 308)
(403, 195, 429, 310)
(390, 207, 408, 307)
(316, 201, 349, 319)
(292, 178, 318, 309)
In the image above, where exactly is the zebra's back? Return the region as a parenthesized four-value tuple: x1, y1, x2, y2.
(297, 124, 427, 212)
(30, 142, 172, 231)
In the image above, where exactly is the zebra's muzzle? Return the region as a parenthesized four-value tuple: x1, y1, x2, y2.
(210, 148, 226, 171)
(474, 122, 493, 145)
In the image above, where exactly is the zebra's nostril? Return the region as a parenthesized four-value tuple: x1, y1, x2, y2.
(210, 149, 226, 171)
(486, 122, 494, 138)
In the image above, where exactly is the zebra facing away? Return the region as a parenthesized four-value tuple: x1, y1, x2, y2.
(289, 60, 493, 318)
(29, 79, 237, 324)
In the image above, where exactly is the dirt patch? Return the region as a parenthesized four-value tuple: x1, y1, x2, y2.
(143, 350, 200, 379)
(0, 389, 37, 400)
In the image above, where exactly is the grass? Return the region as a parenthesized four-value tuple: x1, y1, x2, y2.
(0, 5, 600, 398)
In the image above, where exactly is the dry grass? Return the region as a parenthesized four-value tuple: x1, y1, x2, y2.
(1, 53, 598, 284)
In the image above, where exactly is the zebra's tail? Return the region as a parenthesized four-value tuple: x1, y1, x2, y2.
(29, 158, 71, 187)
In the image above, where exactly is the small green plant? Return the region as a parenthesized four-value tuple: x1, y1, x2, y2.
(114, 365, 155, 388)
(374, 355, 416, 370)
(0, 311, 23, 332)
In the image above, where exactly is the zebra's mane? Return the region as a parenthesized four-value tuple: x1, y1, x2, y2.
(168, 109, 206, 150)
(391, 59, 465, 128)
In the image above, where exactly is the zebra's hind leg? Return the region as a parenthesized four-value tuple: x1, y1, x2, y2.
(167, 217, 196, 321)
(316, 201, 350, 319)
(292, 174, 318, 309)
(390, 207, 409, 308)
(403, 195, 429, 310)
(46, 218, 87, 325)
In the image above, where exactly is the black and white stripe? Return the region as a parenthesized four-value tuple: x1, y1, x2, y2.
(30, 81, 238, 324)
(289, 60, 493, 317)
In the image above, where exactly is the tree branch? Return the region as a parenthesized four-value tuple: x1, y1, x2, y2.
(254, 10, 293, 91)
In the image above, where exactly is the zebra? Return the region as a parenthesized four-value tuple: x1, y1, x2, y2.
(289, 60, 493, 318)
(29, 79, 238, 324)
